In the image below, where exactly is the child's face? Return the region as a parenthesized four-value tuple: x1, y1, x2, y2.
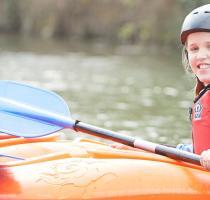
(187, 32, 210, 85)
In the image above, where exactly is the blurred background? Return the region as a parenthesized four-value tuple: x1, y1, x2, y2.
(0, 0, 208, 145)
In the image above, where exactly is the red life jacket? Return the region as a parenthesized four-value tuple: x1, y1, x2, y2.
(192, 85, 210, 155)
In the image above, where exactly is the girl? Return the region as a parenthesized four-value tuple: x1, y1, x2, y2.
(179, 4, 210, 170)
(114, 4, 210, 171)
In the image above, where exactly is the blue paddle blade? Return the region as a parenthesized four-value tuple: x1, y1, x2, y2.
(0, 81, 71, 137)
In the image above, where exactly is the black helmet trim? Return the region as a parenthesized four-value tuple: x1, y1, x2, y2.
(181, 28, 210, 44)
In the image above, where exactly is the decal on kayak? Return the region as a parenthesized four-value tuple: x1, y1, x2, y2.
(36, 159, 117, 186)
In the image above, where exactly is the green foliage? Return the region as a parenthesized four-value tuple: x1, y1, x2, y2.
(0, 0, 208, 47)
(118, 23, 135, 41)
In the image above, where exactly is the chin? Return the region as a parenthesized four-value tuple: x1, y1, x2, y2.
(197, 75, 210, 85)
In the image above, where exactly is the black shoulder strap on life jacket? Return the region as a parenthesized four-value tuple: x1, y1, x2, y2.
(194, 84, 210, 104)
(189, 84, 210, 121)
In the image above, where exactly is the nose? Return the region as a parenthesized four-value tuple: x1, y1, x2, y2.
(197, 48, 209, 60)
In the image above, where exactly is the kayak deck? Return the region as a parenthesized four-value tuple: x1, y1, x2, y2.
(0, 134, 210, 200)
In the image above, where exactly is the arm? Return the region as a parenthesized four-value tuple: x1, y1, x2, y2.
(176, 144, 193, 153)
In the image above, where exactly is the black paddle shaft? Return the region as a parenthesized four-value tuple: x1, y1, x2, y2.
(155, 145, 201, 165)
(74, 121, 135, 146)
(75, 121, 201, 166)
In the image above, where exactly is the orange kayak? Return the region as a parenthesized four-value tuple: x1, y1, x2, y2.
(0, 133, 210, 200)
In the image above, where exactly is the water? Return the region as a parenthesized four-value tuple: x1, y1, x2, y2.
(0, 36, 195, 145)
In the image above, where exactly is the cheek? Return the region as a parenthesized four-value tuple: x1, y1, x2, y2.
(187, 54, 197, 71)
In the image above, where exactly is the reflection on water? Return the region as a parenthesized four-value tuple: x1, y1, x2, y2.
(0, 38, 195, 145)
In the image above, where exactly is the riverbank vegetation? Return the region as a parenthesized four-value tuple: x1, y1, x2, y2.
(0, 0, 209, 49)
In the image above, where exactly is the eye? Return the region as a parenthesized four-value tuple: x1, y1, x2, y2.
(188, 46, 198, 53)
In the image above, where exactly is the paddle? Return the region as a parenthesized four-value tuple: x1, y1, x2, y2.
(0, 81, 201, 166)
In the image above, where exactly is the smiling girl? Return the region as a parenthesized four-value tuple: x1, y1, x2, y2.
(178, 4, 210, 170)
(113, 4, 210, 171)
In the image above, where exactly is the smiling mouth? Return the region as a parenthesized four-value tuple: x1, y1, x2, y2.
(198, 64, 210, 69)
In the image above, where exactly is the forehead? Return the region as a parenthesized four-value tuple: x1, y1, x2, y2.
(187, 32, 210, 44)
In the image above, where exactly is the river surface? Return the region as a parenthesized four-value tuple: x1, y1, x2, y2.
(0, 36, 195, 145)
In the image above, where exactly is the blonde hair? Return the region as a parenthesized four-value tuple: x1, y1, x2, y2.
(182, 46, 204, 96)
